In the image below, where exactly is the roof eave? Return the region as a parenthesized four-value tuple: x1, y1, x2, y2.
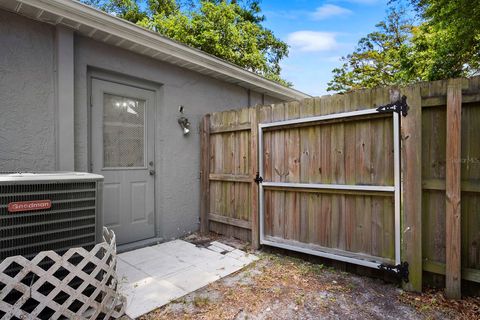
(2, 0, 310, 101)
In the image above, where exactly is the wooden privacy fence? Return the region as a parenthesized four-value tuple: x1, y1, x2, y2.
(200, 76, 480, 297)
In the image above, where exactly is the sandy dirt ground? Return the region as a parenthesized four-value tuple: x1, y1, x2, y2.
(140, 235, 480, 320)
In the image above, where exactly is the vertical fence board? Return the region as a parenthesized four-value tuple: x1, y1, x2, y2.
(271, 103, 286, 238)
(401, 85, 423, 292)
(200, 115, 210, 233)
(235, 108, 250, 223)
(300, 98, 315, 243)
(344, 94, 357, 253)
(310, 97, 322, 244)
(319, 98, 333, 246)
(285, 102, 301, 240)
(251, 106, 260, 249)
(445, 80, 462, 299)
(331, 95, 346, 249)
(356, 91, 373, 254)
(260, 105, 273, 237)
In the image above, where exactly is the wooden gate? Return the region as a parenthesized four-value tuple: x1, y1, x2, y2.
(258, 108, 401, 269)
(201, 77, 480, 296)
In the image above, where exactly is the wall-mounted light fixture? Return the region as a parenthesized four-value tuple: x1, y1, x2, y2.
(178, 117, 190, 135)
(177, 105, 190, 135)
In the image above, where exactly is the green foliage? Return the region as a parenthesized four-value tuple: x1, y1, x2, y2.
(327, 8, 413, 92)
(148, 0, 179, 16)
(411, 0, 480, 79)
(328, 0, 480, 93)
(81, 0, 290, 86)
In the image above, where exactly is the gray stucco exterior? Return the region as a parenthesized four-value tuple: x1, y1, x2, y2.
(0, 10, 56, 171)
(74, 36, 280, 240)
(0, 9, 284, 242)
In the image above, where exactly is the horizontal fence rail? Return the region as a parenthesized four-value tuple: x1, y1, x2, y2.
(258, 107, 381, 128)
(261, 182, 395, 192)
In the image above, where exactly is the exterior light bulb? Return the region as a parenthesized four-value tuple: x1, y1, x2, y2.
(178, 117, 190, 135)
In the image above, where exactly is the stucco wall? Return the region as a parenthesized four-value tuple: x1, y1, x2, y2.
(0, 9, 286, 242)
(0, 10, 56, 171)
(74, 36, 282, 241)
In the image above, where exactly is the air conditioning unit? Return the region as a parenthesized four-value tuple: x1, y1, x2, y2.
(0, 172, 103, 260)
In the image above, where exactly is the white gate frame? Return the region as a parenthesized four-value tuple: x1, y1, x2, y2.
(258, 108, 400, 269)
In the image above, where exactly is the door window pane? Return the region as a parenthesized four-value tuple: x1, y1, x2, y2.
(103, 94, 145, 168)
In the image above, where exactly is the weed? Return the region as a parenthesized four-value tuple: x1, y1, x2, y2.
(346, 283, 356, 290)
(295, 293, 305, 306)
(272, 287, 282, 296)
(298, 261, 324, 276)
(193, 296, 211, 308)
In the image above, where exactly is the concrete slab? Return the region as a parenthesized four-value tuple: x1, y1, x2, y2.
(163, 265, 219, 292)
(133, 254, 191, 279)
(119, 246, 162, 265)
(207, 244, 225, 253)
(194, 253, 244, 278)
(225, 248, 247, 259)
(209, 241, 235, 252)
(117, 239, 256, 319)
(226, 249, 259, 265)
(117, 258, 150, 285)
(121, 277, 187, 319)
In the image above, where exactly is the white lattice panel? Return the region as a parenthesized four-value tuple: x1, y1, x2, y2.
(0, 228, 125, 320)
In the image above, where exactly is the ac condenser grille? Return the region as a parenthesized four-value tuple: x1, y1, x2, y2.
(0, 182, 98, 260)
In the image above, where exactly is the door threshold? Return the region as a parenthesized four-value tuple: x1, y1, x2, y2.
(117, 237, 165, 254)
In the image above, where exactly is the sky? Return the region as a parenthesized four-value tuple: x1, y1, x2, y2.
(260, 0, 390, 96)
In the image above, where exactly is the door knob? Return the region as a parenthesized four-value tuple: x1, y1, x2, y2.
(149, 170, 156, 176)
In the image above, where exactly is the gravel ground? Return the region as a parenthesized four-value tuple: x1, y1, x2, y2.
(137, 235, 480, 320)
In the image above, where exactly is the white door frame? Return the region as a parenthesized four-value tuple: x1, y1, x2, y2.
(90, 77, 157, 244)
(258, 108, 401, 269)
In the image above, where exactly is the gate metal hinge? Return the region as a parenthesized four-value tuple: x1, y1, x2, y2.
(379, 261, 409, 282)
(254, 172, 263, 184)
(376, 95, 409, 117)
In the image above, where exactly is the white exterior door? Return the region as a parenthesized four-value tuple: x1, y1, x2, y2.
(91, 78, 156, 245)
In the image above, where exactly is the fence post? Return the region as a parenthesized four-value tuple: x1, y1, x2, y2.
(200, 114, 211, 234)
(400, 85, 423, 292)
(445, 79, 463, 299)
(250, 106, 260, 249)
